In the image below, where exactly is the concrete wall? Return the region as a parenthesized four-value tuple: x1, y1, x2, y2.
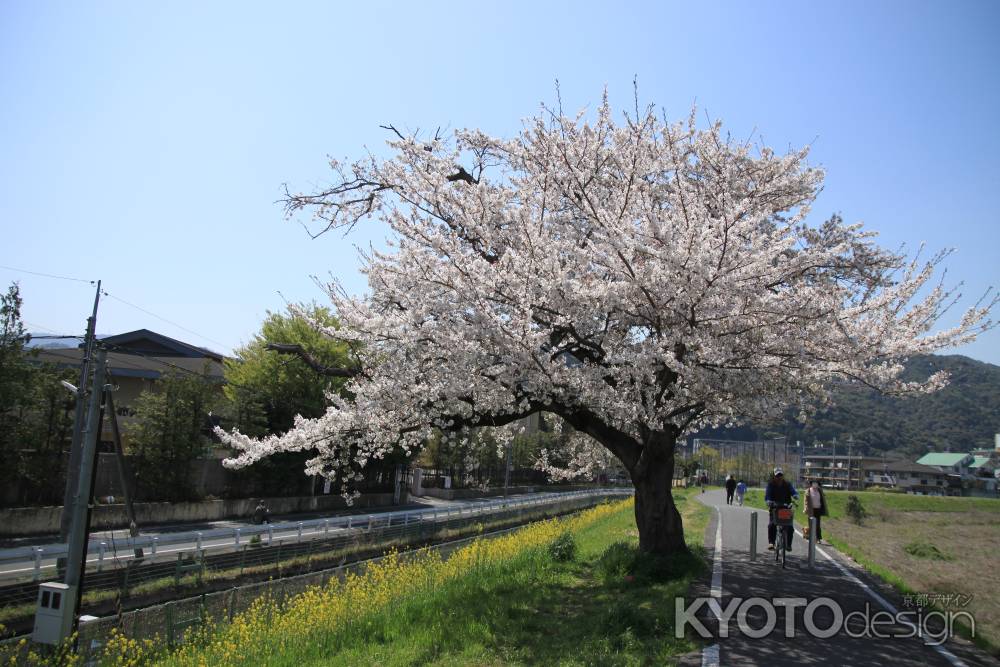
(418, 486, 536, 501)
(0, 492, 400, 537)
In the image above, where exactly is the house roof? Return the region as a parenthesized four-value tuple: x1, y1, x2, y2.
(32, 345, 225, 381)
(916, 453, 971, 467)
(970, 456, 993, 470)
(876, 461, 949, 475)
(95, 329, 225, 362)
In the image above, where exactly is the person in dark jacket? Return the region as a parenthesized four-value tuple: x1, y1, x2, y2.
(764, 468, 798, 550)
(725, 475, 737, 505)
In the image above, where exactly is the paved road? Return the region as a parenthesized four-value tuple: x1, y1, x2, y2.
(691, 489, 998, 667)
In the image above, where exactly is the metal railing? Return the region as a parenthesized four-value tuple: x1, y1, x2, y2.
(0, 489, 631, 625)
(0, 488, 631, 661)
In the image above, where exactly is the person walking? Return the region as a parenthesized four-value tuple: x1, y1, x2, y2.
(735, 479, 747, 506)
(725, 474, 737, 505)
(803, 479, 829, 545)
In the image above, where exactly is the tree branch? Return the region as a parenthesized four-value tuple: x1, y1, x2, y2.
(266, 343, 360, 378)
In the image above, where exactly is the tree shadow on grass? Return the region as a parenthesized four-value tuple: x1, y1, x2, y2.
(400, 550, 707, 666)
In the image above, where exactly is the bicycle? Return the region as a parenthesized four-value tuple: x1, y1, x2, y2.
(769, 501, 796, 568)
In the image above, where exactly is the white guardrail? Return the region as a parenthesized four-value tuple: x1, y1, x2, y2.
(0, 489, 632, 581)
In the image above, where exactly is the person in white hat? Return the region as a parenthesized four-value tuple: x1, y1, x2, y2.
(765, 467, 799, 550)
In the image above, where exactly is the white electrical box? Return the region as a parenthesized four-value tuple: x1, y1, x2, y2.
(32, 582, 76, 646)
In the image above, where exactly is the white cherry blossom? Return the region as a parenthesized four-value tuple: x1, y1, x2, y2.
(219, 95, 995, 554)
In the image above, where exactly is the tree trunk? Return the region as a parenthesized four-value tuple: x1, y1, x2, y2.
(632, 443, 687, 555)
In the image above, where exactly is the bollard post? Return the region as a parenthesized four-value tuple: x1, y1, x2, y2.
(750, 512, 758, 562)
(33, 547, 43, 581)
(98, 541, 107, 572)
(808, 516, 817, 568)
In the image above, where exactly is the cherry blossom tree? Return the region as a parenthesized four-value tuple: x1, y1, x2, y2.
(220, 95, 995, 554)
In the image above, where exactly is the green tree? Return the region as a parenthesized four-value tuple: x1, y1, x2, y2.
(221, 305, 354, 496)
(224, 304, 351, 433)
(128, 369, 220, 501)
(0, 282, 31, 438)
(0, 282, 76, 506)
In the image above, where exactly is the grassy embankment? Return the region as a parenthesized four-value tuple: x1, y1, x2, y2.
(4, 489, 712, 666)
(744, 487, 1000, 654)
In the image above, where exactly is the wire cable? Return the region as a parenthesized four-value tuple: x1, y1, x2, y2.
(102, 292, 233, 353)
(0, 264, 95, 284)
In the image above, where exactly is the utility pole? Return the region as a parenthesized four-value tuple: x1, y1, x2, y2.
(66, 346, 107, 631)
(503, 439, 512, 500)
(34, 347, 107, 646)
(59, 281, 102, 552)
(105, 387, 142, 559)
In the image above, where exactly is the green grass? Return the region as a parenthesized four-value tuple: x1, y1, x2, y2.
(137, 491, 711, 667)
(291, 491, 711, 666)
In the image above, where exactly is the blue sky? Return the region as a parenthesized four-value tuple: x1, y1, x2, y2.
(2, 1, 998, 364)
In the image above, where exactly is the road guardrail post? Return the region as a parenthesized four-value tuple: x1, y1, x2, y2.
(151, 536, 158, 557)
(808, 516, 817, 568)
(267, 525, 274, 544)
(235, 528, 241, 548)
(196, 532, 203, 552)
(33, 547, 43, 581)
(297, 522, 303, 542)
(98, 541, 107, 572)
(324, 519, 330, 535)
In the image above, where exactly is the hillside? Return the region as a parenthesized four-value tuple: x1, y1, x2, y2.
(693, 354, 1000, 456)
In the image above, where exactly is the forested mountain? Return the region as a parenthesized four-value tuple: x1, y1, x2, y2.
(693, 355, 1000, 457)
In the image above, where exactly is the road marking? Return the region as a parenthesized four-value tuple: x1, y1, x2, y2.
(791, 526, 967, 667)
(710, 507, 723, 611)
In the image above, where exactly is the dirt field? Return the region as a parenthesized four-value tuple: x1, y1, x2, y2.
(814, 492, 999, 653)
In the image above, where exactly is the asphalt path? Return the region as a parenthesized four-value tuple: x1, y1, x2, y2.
(691, 489, 998, 667)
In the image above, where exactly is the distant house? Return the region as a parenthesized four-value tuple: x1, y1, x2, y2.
(916, 452, 998, 498)
(915, 452, 975, 476)
(29, 329, 227, 446)
(863, 460, 958, 496)
(970, 456, 995, 475)
(801, 453, 886, 490)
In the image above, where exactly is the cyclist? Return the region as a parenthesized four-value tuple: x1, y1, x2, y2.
(765, 468, 798, 551)
(251, 499, 271, 525)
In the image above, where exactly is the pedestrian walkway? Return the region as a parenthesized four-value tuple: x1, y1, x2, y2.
(691, 490, 997, 666)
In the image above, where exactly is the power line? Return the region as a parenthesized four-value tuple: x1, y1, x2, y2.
(0, 264, 95, 284)
(102, 292, 233, 352)
(0, 264, 233, 353)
